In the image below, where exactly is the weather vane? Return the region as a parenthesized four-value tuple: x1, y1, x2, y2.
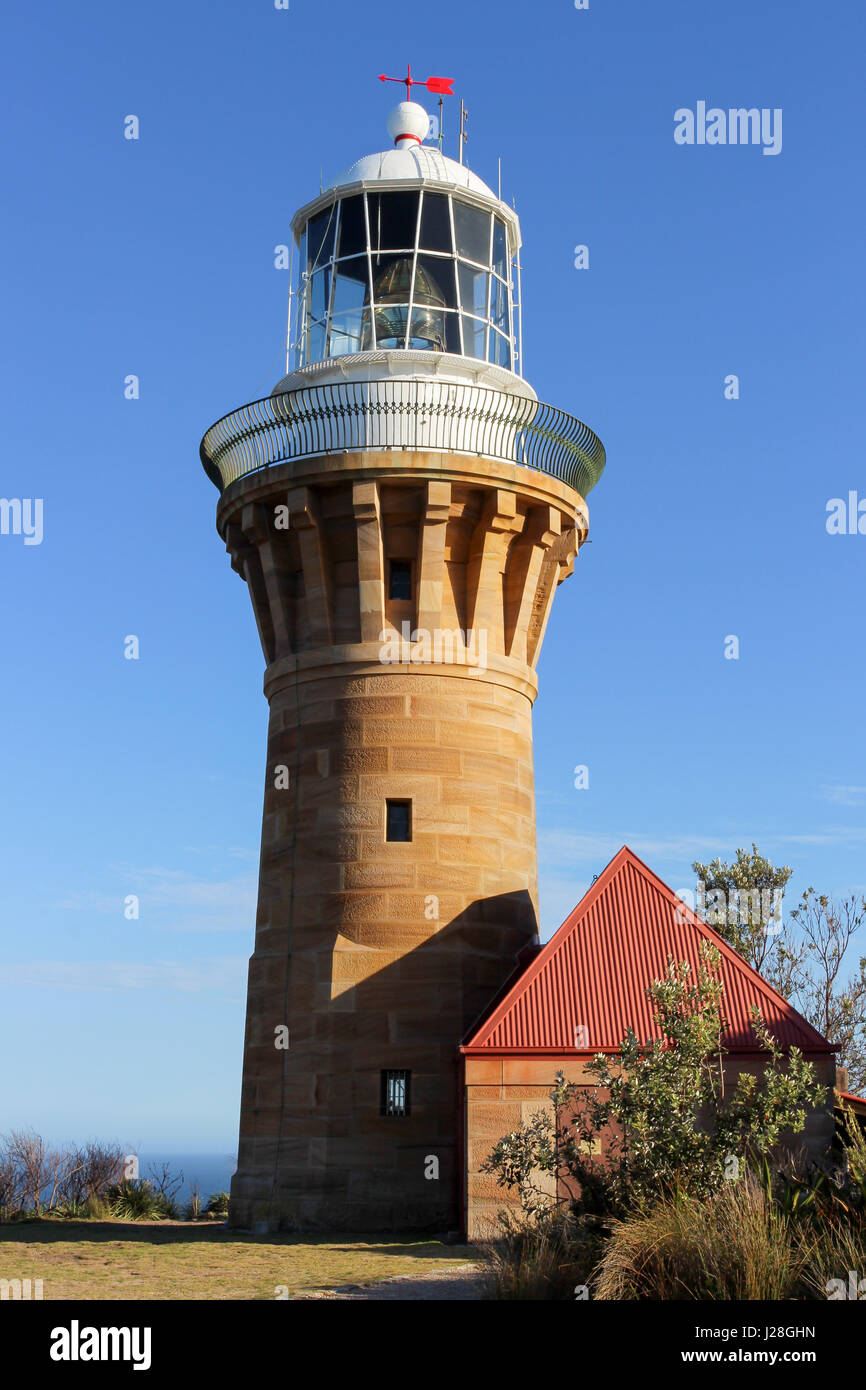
(378, 64, 453, 99)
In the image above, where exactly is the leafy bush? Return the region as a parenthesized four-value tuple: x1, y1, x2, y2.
(483, 943, 826, 1216)
(205, 1191, 230, 1218)
(105, 1181, 179, 1221)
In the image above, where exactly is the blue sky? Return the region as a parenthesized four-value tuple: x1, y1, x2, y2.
(1, 0, 864, 1148)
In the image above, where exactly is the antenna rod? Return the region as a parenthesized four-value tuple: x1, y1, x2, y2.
(438, 95, 444, 151)
(498, 156, 501, 201)
(458, 100, 467, 165)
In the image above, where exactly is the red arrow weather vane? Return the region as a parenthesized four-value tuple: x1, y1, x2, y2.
(378, 63, 454, 98)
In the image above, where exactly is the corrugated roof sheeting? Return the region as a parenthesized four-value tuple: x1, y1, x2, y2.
(467, 847, 833, 1054)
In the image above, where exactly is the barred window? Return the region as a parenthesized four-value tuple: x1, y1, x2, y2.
(381, 1070, 411, 1117)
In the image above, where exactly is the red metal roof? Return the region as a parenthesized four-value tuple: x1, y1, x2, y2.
(464, 846, 834, 1055)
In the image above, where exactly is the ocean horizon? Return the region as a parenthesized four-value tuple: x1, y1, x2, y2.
(137, 1153, 237, 1208)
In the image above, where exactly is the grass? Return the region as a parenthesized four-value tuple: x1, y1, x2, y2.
(593, 1182, 797, 1301)
(478, 1212, 606, 1301)
(0, 1220, 476, 1300)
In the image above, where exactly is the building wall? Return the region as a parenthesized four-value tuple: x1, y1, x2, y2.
(464, 1053, 838, 1240)
(217, 450, 584, 1231)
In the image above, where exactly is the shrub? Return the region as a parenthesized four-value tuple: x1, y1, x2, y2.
(594, 1179, 804, 1301)
(800, 1217, 866, 1300)
(483, 943, 826, 1217)
(184, 1185, 202, 1221)
(480, 1209, 606, 1301)
(205, 1192, 230, 1218)
(106, 1181, 179, 1221)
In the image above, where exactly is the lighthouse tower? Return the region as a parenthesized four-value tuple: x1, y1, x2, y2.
(200, 88, 605, 1232)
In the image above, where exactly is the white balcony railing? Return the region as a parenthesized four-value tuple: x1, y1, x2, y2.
(200, 379, 605, 497)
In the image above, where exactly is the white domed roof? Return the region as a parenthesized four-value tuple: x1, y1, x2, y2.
(327, 143, 496, 200)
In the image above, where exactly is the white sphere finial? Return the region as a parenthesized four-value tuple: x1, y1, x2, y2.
(387, 101, 429, 148)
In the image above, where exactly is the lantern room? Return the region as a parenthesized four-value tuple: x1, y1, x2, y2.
(283, 101, 523, 381)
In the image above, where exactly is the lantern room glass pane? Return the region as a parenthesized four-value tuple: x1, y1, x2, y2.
(440, 309, 462, 355)
(415, 254, 457, 310)
(336, 195, 366, 259)
(328, 309, 369, 357)
(306, 320, 326, 363)
(461, 314, 487, 360)
(332, 257, 368, 314)
(492, 219, 508, 279)
(489, 329, 512, 369)
(368, 191, 420, 252)
(418, 192, 453, 253)
(453, 201, 491, 266)
(458, 261, 489, 317)
(307, 206, 336, 270)
(308, 267, 331, 322)
(490, 275, 509, 331)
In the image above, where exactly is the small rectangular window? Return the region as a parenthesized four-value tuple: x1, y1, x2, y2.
(381, 1070, 411, 1117)
(389, 559, 412, 601)
(386, 799, 412, 842)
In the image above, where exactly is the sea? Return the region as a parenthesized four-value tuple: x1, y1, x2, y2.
(137, 1153, 237, 1207)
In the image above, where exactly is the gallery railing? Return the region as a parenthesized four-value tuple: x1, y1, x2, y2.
(200, 379, 606, 497)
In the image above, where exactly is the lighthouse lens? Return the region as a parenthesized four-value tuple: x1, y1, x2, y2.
(374, 305, 409, 349)
(415, 256, 456, 309)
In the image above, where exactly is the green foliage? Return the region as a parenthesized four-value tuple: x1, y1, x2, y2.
(479, 1209, 605, 1301)
(480, 1111, 557, 1219)
(482, 942, 826, 1215)
(593, 1180, 804, 1301)
(692, 843, 795, 981)
(204, 1192, 230, 1218)
(83, 1194, 110, 1220)
(692, 845, 866, 1090)
(798, 1216, 866, 1300)
(105, 1181, 179, 1221)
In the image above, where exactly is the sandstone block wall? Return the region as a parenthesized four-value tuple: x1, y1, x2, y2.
(216, 450, 585, 1231)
